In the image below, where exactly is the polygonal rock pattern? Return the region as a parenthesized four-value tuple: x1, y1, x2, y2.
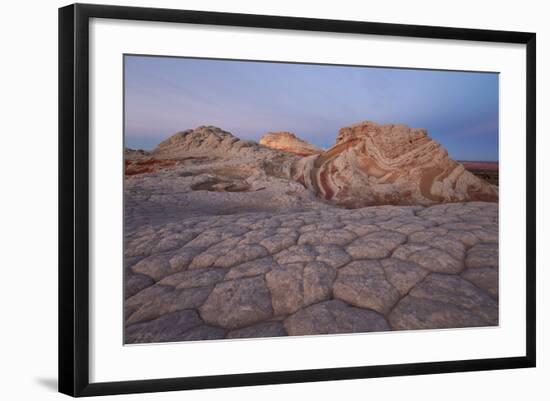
(125, 197, 498, 343)
(392, 243, 464, 274)
(125, 273, 155, 299)
(314, 245, 351, 268)
(127, 285, 213, 325)
(260, 233, 298, 254)
(199, 276, 274, 329)
(466, 242, 499, 268)
(274, 244, 317, 264)
(126, 310, 203, 344)
(224, 257, 277, 280)
(333, 260, 400, 314)
(380, 258, 429, 296)
(346, 230, 406, 259)
(131, 254, 173, 281)
(266, 261, 336, 315)
(284, 300, 390, 335)
(389, 273, 498, 329)
(216, 244, 269, 268)
(462, 267, 499, 299)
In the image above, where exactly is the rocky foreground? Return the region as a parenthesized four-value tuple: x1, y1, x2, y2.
(125, 202, 498, 343)
(124, 123, 498, 343)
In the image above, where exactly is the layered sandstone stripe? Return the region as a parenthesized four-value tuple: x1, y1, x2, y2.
(291, 121, 498, 207)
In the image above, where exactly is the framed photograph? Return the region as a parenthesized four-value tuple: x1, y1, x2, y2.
(58, 3, 536, 397)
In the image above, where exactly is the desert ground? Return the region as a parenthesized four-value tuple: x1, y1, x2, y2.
(124, 122, 498, 343)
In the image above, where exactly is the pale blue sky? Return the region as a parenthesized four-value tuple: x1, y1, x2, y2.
(124, 55, 499, 161)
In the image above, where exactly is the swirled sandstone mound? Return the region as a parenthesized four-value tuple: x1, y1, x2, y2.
(260, 131, 323, 156)
(291, 121, 498, 207)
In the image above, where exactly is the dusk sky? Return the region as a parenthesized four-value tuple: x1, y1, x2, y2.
(124, 55, 499, 161)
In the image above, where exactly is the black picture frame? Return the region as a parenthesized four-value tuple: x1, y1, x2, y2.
(59, 3, 536, 397)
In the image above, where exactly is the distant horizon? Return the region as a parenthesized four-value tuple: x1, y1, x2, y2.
(124, 55, 499, 161)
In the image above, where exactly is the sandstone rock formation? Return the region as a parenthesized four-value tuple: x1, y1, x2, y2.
(126, 123, 498, 208)
(291, 121, 498, 207)
(124, 201, 499, 343)
(124, 126, 323, 231)
(260, 131, 323, 156)
(154, 126, 271, 159)
(141, 126, 302, 190)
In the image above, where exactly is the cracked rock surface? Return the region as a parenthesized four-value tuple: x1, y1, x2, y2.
(125, 200, 498, 343)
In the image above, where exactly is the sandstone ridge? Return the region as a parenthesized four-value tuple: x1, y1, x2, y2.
(260, 131, 323, 156)
(153, 126, 272, 159)
(125, 122, 498, 207)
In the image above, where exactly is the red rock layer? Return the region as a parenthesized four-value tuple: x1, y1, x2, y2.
(125, 158, 178, 176)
